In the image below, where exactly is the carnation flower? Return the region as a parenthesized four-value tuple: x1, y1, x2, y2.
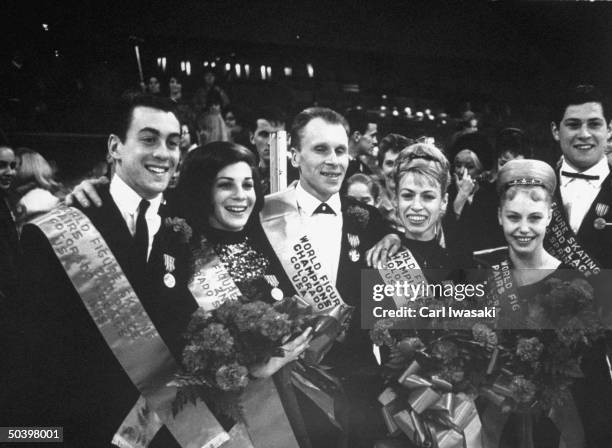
(397, 337, 425, 356)
(510, 376, 537, 403)
(432, 340, 459, 363)
(234, 302, 269, 332)
(472, 323, 498, 348)
(516, 337, 544, 362)
(199, 323, 234, 354)
(215, 363, 249, 391)
(165, 217, 193, 243)
(257, 309, 293, 340)
(346, 205, 370, 230)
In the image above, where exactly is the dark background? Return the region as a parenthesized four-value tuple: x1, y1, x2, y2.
(1, 0, 611, 179)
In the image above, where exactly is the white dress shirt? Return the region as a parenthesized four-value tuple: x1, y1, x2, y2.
(110, 175, 163, 260)
(560, 156, 610, 234)
(295, 183, 343, 286)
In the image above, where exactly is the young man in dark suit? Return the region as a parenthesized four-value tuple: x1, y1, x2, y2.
(549, 84, 612, 447)
(13, 95, 198, 447)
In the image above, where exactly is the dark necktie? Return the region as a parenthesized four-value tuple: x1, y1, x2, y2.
(561, 171, 600, 181)
(134, 199, 150, 265)
(313, 203, 335, 215)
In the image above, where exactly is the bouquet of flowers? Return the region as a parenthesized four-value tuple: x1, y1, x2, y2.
(171, 298, 306, 420)
(370, 322, 486, 448)
(475, 276, 605, 413)
(370, 276, 607, 447)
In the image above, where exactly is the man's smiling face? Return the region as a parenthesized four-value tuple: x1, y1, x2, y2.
(110, 106, 181, 199)
(553, 102, 610, 171)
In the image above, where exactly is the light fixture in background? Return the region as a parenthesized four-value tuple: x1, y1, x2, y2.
(306, 63, 314, 78)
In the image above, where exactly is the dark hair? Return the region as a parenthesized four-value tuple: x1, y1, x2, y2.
(495, 127, 532, 159)
(173, 142, 263, 233)
(346, 110, 375, 135)
(551, 84, 609, 126)
(346, 173, 381, 202)
(290, 107, 349, 151)
(246, 106, 287, 133)
(378, 133, 414, 165)
(113, 94, 179, 142)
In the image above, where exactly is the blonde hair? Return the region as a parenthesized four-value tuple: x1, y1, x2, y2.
(15, 148, 61, 192)
(394, 143, 451, 195)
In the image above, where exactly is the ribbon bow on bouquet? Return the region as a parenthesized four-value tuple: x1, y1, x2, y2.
(378, 360, 483, 448)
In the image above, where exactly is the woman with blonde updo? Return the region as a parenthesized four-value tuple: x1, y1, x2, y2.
(390, 142, 470, 271)
(495, 159, 561, 284)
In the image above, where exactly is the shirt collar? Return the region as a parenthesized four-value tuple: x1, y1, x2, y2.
(295, 182, 341, 216)
(110, 174, 163, 218)
(560, 156, 609, 188)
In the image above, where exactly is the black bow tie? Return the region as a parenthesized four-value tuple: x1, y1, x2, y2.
(313, 203, 336, 215)
(561, 171, 600, 181)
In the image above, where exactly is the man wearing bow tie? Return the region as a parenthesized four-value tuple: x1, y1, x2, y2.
(13, 95, 198, 447)
(273, 107, 396, 448)
(550, 84, 612, 447)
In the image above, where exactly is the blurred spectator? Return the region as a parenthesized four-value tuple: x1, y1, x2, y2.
(193, 69, 230, 115)
(491, 127, 532, 182)
(448, 148, 504, 252)
(147, 75, 161, 96)
(346, 173, 380, 206)
(168, 75, 183, 102)
(376, 133, 413, 228)
(0, 146, 19, 300)
(448, 110, 494, 169)
(13, 148, 64, 228)
(224, 106, 250, 147)
(180, 122, 198, 152)
(246, 107, 287, 194)
(451, 149, 483, 217)
(196, 90, 229, 145)
(346, 110, 377, 179)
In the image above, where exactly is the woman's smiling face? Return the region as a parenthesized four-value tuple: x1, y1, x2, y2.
(498, 187, 552, 257)
(208, 161, 256, 231)
(397, 172, 447, 241)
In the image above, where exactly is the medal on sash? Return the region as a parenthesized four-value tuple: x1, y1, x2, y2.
(593, 202, 611, 230)
(260, 189, 351, 315)
(29, 206, 228, 448)
(348, 234, 361, 262)
(264, 274, 284, 301)
(163, 254, 176, 288)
